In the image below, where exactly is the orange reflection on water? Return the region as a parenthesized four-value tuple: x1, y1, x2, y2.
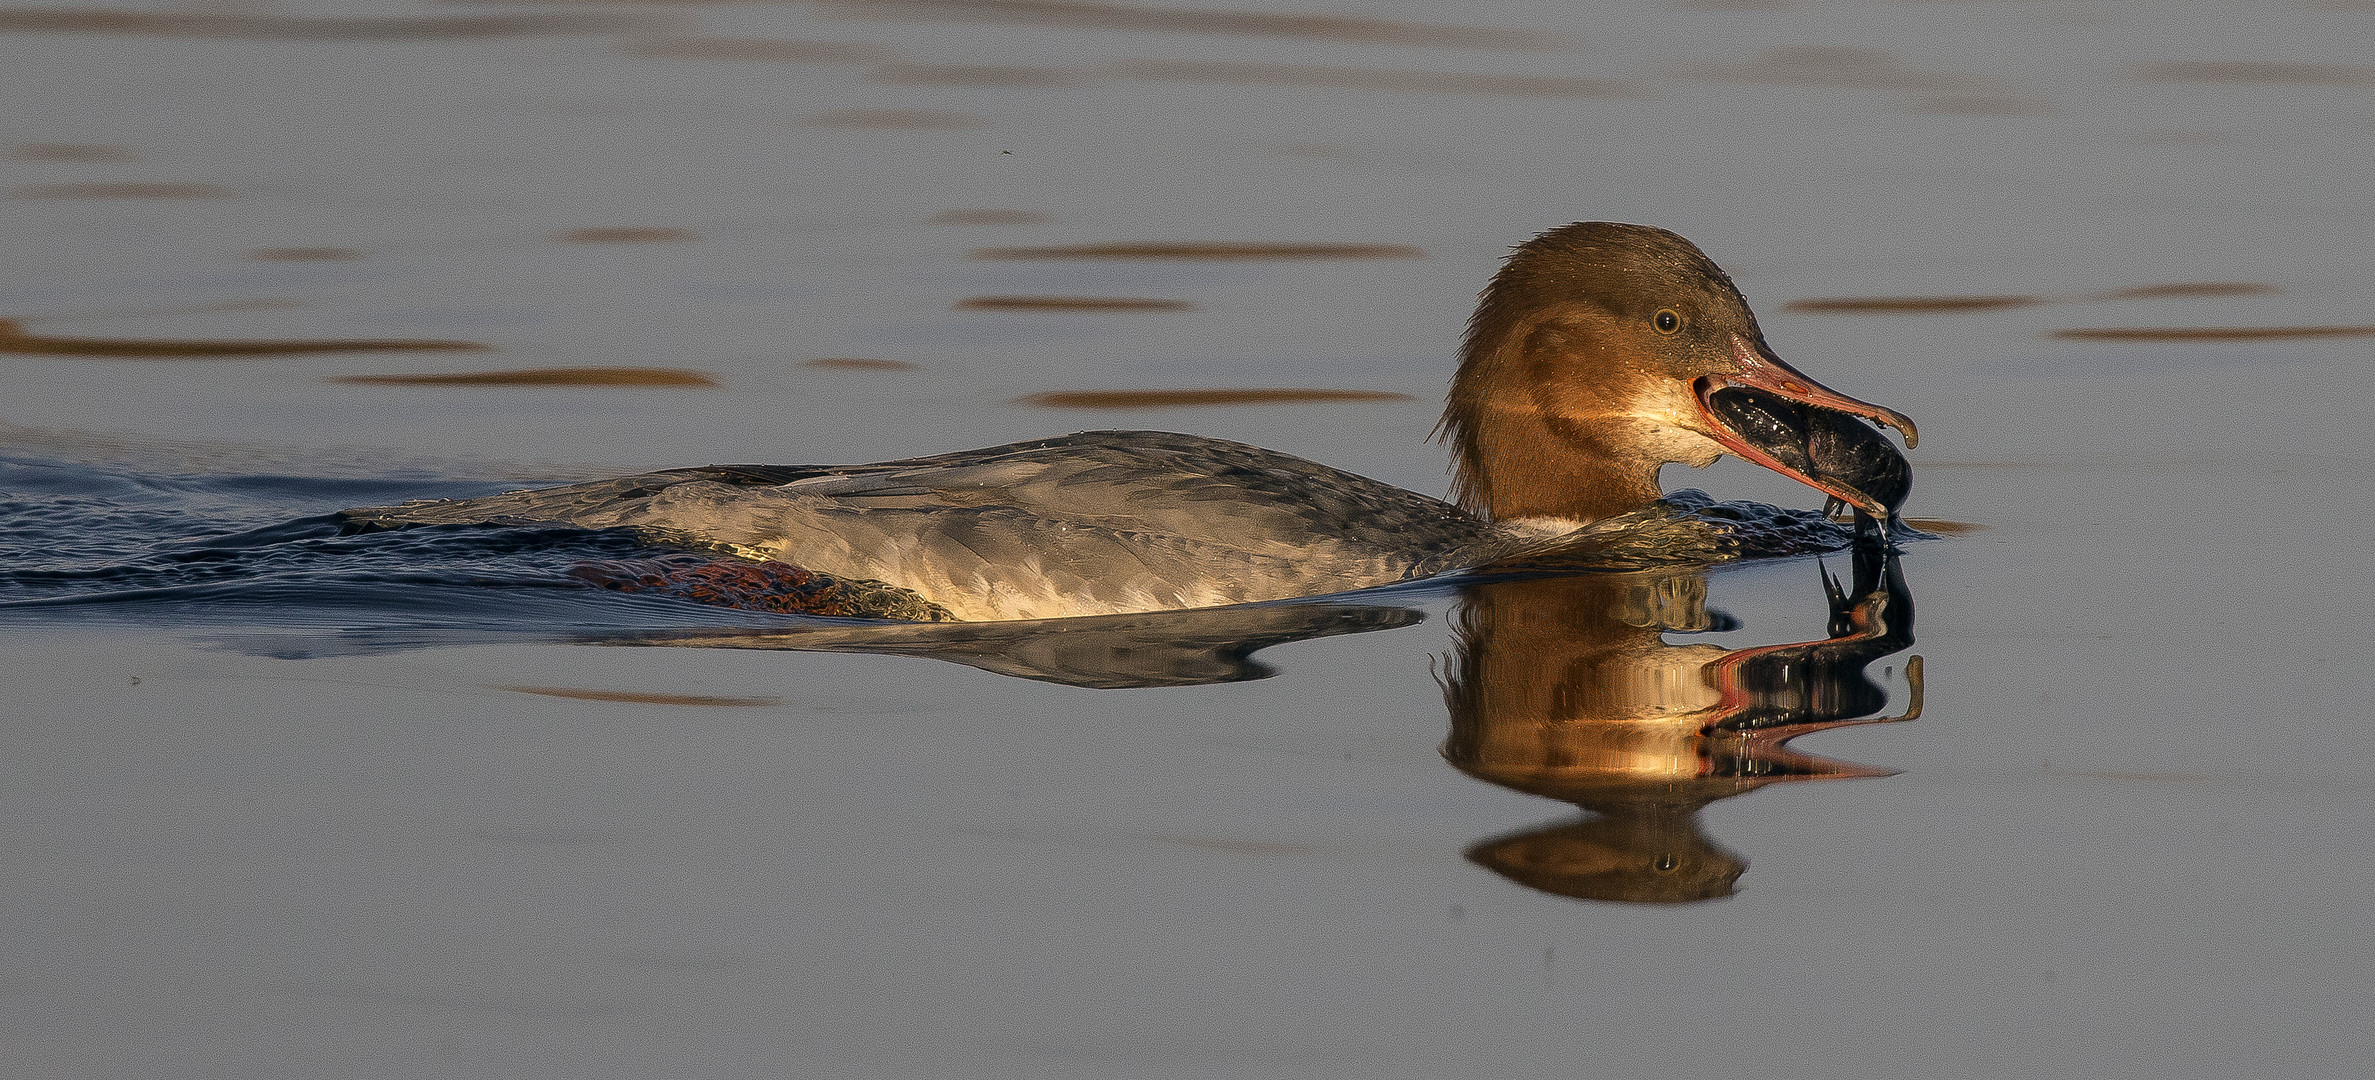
(2052, 325, 2375, 341)
(0, 318, 484, 357)
(1787, 295, 2039, 314)
(1680, 46, 2048, 115)
(1789, 282, 2278, 314)
(332, 367, 716, 386)
(1272, 143, 1362, 158)
(620, 36, 903, 64)
(247, 247, 362, 261)
(7, 142, 136, 161)
(804, 109, 987, 129)
(1148, 834, 1317, 856)
(872, 64, 1076, 86)
(1898, 518, 1985, 535)
(957, 296, 1192, 311)
(1906, 95, 2053, 116)
(30, 298, 304, 321)
(555, 227, 696, 243)
(1682, 45, 1999, 92)
(1018, 388, 1411, 407)
(0, 9, 657, 39)
(807, 0, 1570, 50)
(2092, 282, 2275, 300)
(927, 208, 1050, 225)
(488, 685, 781, 707)
(802, 357, 918, 370)
(10, 182, 230, 199)
(975, 241, 1420, 260)
(1107, 59, 1633, 98)
(2134, 61, 2375, 86)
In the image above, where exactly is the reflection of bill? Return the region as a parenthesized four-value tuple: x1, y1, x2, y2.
(1443, 547, 1920, 904)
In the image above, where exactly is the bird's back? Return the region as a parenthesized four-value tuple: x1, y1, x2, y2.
(346, 431, 1509, 621)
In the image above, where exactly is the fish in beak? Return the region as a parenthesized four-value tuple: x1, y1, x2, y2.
(1694, 335, 1917, 519)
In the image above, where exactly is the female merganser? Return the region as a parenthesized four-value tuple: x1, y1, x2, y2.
(348, 222, 1917, 622)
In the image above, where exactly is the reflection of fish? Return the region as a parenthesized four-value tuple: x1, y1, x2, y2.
(1445, 547, 1918, 904)
(348, 223, 1915, 622)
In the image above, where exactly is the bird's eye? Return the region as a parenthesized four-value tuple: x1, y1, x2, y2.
(1654, 309, 1681, 335)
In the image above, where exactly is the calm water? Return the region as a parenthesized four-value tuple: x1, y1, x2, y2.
(5, 0, 2373, 1076)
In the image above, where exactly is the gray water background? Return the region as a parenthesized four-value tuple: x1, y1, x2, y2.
(5, 0, 2373, 1076)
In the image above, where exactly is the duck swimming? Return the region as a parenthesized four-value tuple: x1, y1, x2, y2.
(347, 222, 1917, 622)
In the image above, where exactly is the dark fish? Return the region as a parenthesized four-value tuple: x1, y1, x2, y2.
(1706, 385, 1910, 518)
(1806, 403, 1911, 516)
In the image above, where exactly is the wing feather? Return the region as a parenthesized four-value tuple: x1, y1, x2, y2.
(344, 431, 1505, 619)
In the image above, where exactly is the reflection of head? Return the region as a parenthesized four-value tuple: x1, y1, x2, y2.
(1443, 554, 1915, 905)
(1441, 572, 1739, 802)
(1467, 805, 1744, 905)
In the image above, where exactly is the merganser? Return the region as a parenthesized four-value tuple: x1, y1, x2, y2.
(347, 222, 1917, 622)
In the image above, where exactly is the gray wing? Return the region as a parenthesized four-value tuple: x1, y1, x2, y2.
(346, 431, 1505, 620)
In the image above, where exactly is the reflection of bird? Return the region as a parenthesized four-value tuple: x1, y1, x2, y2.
(348, 223, 1915, 622)
(593, 600, 1425, 689)
(1444, 548, 1917, 905)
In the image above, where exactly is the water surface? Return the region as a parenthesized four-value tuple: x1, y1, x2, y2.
(5, 0, 2372, 1076)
